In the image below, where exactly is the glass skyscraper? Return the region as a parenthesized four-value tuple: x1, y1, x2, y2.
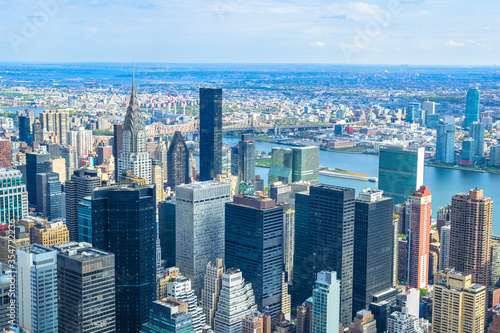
(436, 123, 455, 164)
(26, 151, 51, 207)
(0, 168, 28, 225)
(238, 133, 256, 183)
(378, 145, 424, 205)
(159, 197, 176, 268)
(469, 122, 485, 163)
(311, 271, 341, 333)
(292, 191, 310, 306)
(406, 102, 420, 124)
(291, 147, 320, 184)
(268, 147, 293, 185)
(464, 88, 480, 129)
(167, 131, 190, 190)
(199, 88, 223, 181)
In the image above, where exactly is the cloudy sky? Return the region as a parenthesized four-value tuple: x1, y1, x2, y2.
(0, 0, 498, 65)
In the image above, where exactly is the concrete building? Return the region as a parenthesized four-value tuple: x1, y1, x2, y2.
(349, 310, 377, 333)
(282, 204, 295, 283)
(432, 271, 486, 333)
(201, 259, 225, 328)
(167, 131, 190, 190)
(0, 265, 12, 330)
(491, 244, 500, 287)
(32, 219, 69, 247)
(237, 133, 256, 183)
(0, 139, 12, 168)
(0, 168, 28, 225)
(440, 224, 451, 271)
(40, 109, 69, 145)
(167, 276, 206, 333)
(490, 145, 500, 167)
(66, 127, 93, 160)
(296, 299, 313, 333)
(387, 308, 427, 333)
(242, 312, 264, 333)
(141, 298, 193, 333)
(311, 271, 341, 333)
(35, 172, 62, 220)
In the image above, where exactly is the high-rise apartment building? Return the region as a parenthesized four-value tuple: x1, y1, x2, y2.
(0, 226, 30, 266)
(296, 299, 313, 333)
(405, 186, 432, 289)
(0, 139, 12, 169)
(432, 271, 486, 333)
(312, 271, 341, 333)
(141, 298, 193, 333)
(36, 172, 62, 220)
(213, 269, 258, 333)
(55, 242, 116, 332)
(176, 181, 230, 295)
(65, 168, 102, 241)
(40, 109, 69, 145)
(491, 244, 500, 287)
(199, 88, 223, 181)
(167, 276, 206, 333)
(26, 151, 51, 207)
(461, 139, 476, 163)
(16, 244, 58, 332)
(470, 122, 486, 162)
(201, 259, 224, 328)
(406, 102, 420, 124)
(167, 131, 190, 190)
(0, 168, 28, 225)
(113, 124, 124, 181)
(237, 133, 256, 182)
(118, 78, 152, 184)
(378, 145, 424, 205)
(353, 189, 395, 315)
(387, 308, 427, 333)
(225, 195, 283, 316)
(440, 224, 451, 271)
(0, 266, 12, 330)
(436, 123, 455, 164)
(464, 87, 480, 129)
(66, 127, 93, 160)
(449, 188, 492, 288)
(490, 145, 500, 167)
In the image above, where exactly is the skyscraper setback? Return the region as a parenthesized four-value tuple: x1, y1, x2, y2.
(199, 88, 223, 181)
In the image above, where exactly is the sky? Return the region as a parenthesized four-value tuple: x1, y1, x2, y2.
(0, 0, 498, 65)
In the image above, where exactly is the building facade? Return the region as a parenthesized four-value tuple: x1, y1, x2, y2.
(167, 131, 190, 190)
(311, 271, 341, 333)
(436, 123, 455, 164)
(0, 168, 28, 225)
(464, 88, 480, 129)
(199, 88, 223, 181)
(201, 259, 224, 328)
(40, 109, 69, 145)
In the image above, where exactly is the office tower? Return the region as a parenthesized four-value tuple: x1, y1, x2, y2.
(238, 133, 255, 182)
(78, 197, 92, 243)
(268, 147, 293, 185)
(221, 146, 231, 175)
(491, 244, 500, 287)
(353, 189, 395, 315)
(113, 124, 124, 181)
(118, 79, 152, 184)
(406, 102, 420, 124)
(461, 139, 476, 163)
(392, 217, 399, 286)
(297, 185, 354, 325)
(270, 182, 292, 204)
(292, 191, 310, 306)
(405, 186, 432, 289)
(19, 115, 32, 144)
(91, 184, 156, 332)
(167, 131, 190, 190)
(199, 88, 223, 181)
(141, 298, 193, 333)
(167, 276, 206, 333)
(225, 195, 283, 316)
(176, 181, 230, 295)
(397, 238, 408, 283)
(213, 269, 258, 333)
(32, 119, 43, 143)
(152, 161, 164, 204)
(40, 109, 69, 145)
(311, 271, 341, 333)
(156, 267, 182, 299)
(0, 266, 12, 329)
(65, 169, 102, 241)
(158, 197, 176, 267)
(36, 172, 62, 220)
(0, 168, 28, 225)
(422, 101, 435, 126)
(282, 204, 295, 283)
(0, 140, 11, 168)
(291, 146, 319, 184)
(96, 145, 113, 166)
(55, 242, 115, 332)
(465, 88, 480, 129)
(449, 188, 492, 288)
(242, 313, 264, 333)
(51, 157, 66, 183)
(281, 271, 292, 319)
(349, 310, 377, 333)
(66, 127, 93, 160)
(40, 142, 60, 160)
(26, 151, 51, 206)
(215, 173, 238, 198)
(436, 123, 455, 164)
(230, 145, 239, 176)
(61, 146, 77, 180)
(387, 308, 428, 333)
(296, 299, 313, 333)
(378, 145, 424, 205)
(32, 220, 69, 246)
(432, 271, 486, 333)
(440, 225, 451, 271)
(16, 244, 58, 332)
(470, 122, 486, 162)
(154, 139, 168, 181)
(253, 176, 264, 193)
(201, 259, 224, 328)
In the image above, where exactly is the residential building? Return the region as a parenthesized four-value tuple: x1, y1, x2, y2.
(201, 259, 224, 328)
(440, 224, 451, 271)
(66, 127, 93, 160)
(470, 122, 486, 162)
(436, 123, 455, 164)
(0, 266, 12, 330)
(491, 145, 500, 167)
(461, 139, 476, 163)
(167, 131, 190, 190)
(0, 226, 30, 265)
(0, 139, 11, 168)
(311, 271, 341, 333)
(296, 299, 313, 333)
(464, 87, 480, 128)
(387, 308, 428, 333)
(40, 109, 69, 145)
(199, 88, 223, 181)
(282, 204, 295, 283)
(491, 244, 500, 287)
(242, 313, 264, 333)
(0, 168, 28, 225)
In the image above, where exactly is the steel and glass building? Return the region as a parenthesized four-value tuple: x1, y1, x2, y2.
(141, 298, 193, 333)
(406, 102, 420, 124)
(237, 133, 256, 182)
(292, 191, 310, 306)
(19, 115, 32, 144)
(291, 147, 319, 184)
(436, 123, 455, 164)
(167, 131, 190, 190)
(225, 195, 284, 316)
(469, 122, 485, 162)
(268, 148, 293, 185)
(36, 172, 62, 220)
(461, 139, 476, 163)
(378, 145, 424, 205)
(0, 168, 28, 225)
(311, 271, 341, 333)
(26, 151, 51, 207)
(464, 88, 480, 129)
(159, 197, 176, 268)
(199, 88, 223, 181)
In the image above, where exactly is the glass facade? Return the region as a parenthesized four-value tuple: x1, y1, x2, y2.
(469, 122, 485, 162)
(268, 148, 293, 185)
(238, 134, 256, 182)
(464, 88, 480, 129)
(159, 199, 176, 268)
(436, 123, 455, 164)
(292, 191, 310, 307)
(291, 147, 319, 184)
(199, 88, 223, 181)
(167, 131, 190, 190)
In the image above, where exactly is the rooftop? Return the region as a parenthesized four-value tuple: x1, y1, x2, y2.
(54, 241, 112, 260)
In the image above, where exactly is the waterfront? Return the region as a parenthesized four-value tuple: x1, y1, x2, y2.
(222, 137, 500, 234)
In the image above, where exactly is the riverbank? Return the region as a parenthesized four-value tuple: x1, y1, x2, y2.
(425, 164, 490, 173)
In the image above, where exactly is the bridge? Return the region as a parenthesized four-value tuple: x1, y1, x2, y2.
(145, 117, 335, 137)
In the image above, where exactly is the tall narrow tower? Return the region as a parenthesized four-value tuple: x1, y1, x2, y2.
(199, 88, 223, 181)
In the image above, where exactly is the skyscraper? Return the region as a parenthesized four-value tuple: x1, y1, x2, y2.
(55, 242, 116, 332)
(201, 259, 224, 328)
(65, 168, 102, 241)
(282, 204, 295, 283)
(167, 131, 190, 190)
(406, 102, 420, 124)
(293, 191, 310, 306)
(36, 172, 62, 220)
(25, 151, 51, 207)
(90, 184, 157, 332)
(66, 127, 93, 160)
(436, 123, 455, 164)
(268, 147, 293, 185)
(113, 124, 124, 181)
(32, 219, 69, 247)
(349, 310, 377, 333)
(311, 271, 341, 333)
(32, 119, 43, 144)
(141, 298, 193, 333)
(238, 133, 256, 182)
(176, 181, 230, 295)
(16, 244, 58, 332)
(449, 188, 492, 288)
(464, 88, 480, 129)
(440, 224, 451, 271)
(469, 122, 485, 162)
(432, 271, 486, 333)
(118, 76, 152, 184)
(166, 276, 206, 332)
(378, 145, 424, 205)
(18, 116, 32, 144)
(490, 145, 500, 167)
(461, 139, 476, 163)
(159, 197, 176, 267)
(0, 168, 28, 225)
(291, 146, 320, 184)
(40, 109, 69, 145)
(225, 194, 284, 316)
(199, 88, 223, 181)
(406, 186, 432, 289)
(0, 140, 12, 168)
(353, 189, 395, 316)
(296, 299, 313, 333)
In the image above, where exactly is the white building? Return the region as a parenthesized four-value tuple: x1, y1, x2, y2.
(66, 127, 93, 160)
(312, 271, 341, 333)
(213, 269, 258, 333)
(175, 181, 231, 295)
(440, 224, 451, 270)
(167, 276, 207, 333)
(201, 259, 225, 328)
(388, 308, 429, 333)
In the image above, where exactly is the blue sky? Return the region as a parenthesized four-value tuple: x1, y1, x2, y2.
(0, 0, 498, 65)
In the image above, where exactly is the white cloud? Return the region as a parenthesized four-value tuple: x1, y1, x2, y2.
(310, 41, 326, 47)
(446, 40, 464, 47)
(85, 27, 99, 33)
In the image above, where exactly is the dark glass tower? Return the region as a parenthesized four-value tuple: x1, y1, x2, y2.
(90, 184, 156, 333)
(113, 124, 124, 182)
(294, 185, 355, 326)
(36, 172, 62, 220)
(167, 131, 190, 190)
(353, 189, 394, 316)
(199, 88, 223, 181)
(292, 191, 310, 306)
(225, 194, 283, 316)
(238, 133, 255, 182)
(464, 88, 480, 129)
(158, 197, 176, 268)
(18, 116, 32, 144)
(26, 152, 51, 207)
